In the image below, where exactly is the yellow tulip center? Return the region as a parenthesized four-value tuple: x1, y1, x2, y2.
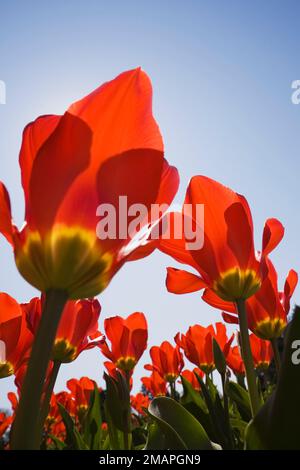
(164, 372, 178, 383)
(52, 338, 77, 363)
(15, 224, 113, 299)
(213, 268, 261, 301)
(199, 362, 214, 374)
(254, 318, 286, 340)
(116, 356, 136, 371)
(0, 361, 14, 379)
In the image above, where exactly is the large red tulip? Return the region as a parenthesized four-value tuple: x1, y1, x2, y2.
(160, 176, 284, 302)
(0, 69, 179, 299)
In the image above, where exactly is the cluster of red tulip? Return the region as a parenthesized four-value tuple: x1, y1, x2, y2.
(0, 68, 299, 450)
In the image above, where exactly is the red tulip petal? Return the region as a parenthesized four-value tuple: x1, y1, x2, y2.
(19, 114, 61, 213)
(0, 183, 14, 245)
(184, 176, 248, 274)
(131, 329, 148, 361)
(159, 212, 201, 270)
(125, 312, 147, 331)
(283, 269, 298, 313)
(262, 218, 284, 257)
(28, 112, 92, 232)
(166, 267, 207, 294)
(222, 312, 239, 324)
(202, 288, 236, 313)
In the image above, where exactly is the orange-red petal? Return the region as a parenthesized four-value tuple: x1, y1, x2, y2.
(166, 267, 207, 294)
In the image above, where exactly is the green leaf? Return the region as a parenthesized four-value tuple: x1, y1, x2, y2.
(245, 306, 300, 449)
(144, 422, 167, 450)
(82, 383, 102, 450)
(226, 381, 252, 422)
(195, 373, 228, 448)
(104, 372, 130, 432)
(104, 400, 122, 450)
(180, 375, 216, 441)
(148, 397, 214, 450)
(58, 404, 88, 450)
(47, 434, 66, 450)
(213, 338, 226, 375)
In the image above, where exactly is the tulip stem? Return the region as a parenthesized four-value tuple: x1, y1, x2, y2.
(236, 299, 261, 417)
(221, 373, 234, 449)
(11, 290, 68, 449)
(271, 338, 281, 374)
(39, 360, 61, 434)
(124, 371, 132, 451)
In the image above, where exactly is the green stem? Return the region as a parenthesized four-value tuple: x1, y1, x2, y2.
(236, 373, 246, 389)
(221, 373, 233, 449)
(169, 380, 176, 400)
(271, 338, 281, 374)
(124, 370, 132, 450)
(39, 360, 61, 433)
(11, 290, 68, 449)
(236, 299, 261, 417)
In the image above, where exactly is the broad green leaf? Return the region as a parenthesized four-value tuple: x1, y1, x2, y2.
(58, 404, 88, 450)
(144, 422, 167, 450)
(82, 383, 102, 450)
(195, 373, 228, 448)
(104, 372, 130, 432)
(47, 434, 66, 450)
(148, 397, 214, 450)
(213, 338, 226, 375)
(246, 306, 300, 449)
(180, 375, 216, 441)
(226, 381, 252, 422)
(104, 400, 123, 450)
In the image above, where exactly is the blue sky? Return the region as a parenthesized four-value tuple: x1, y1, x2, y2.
(0, 1, 299, 408)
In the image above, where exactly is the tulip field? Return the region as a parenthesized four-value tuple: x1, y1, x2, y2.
(0, 68, 299, 454)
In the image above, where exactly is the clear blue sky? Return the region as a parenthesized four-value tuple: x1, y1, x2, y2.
(0, 1, 299, 408)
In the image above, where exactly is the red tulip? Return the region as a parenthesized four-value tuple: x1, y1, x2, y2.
(100, 312, 147, 372)
(54, 391, 76, 418)
(225, 345, 245, 376)
(7, 391, 18, 413)
(181, 368, 204, 391)
(0, 412, 12, 439)
(130, 393, 150, 415)
(25, 296, 103, 362)
(145, 341, 184, 382)
(67, 377, 97, 411)
(226, 335, 273, 375)
(141, 371, 167, 396)
(0, 69, 179, 299)
(0, 293, 33, 378)
(160, 176, 284, 302)
(249, 334, 273, 370)
(45, 391, 75, 438)
(205, 259, 298, 340)
(175, 322, 233, 374)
